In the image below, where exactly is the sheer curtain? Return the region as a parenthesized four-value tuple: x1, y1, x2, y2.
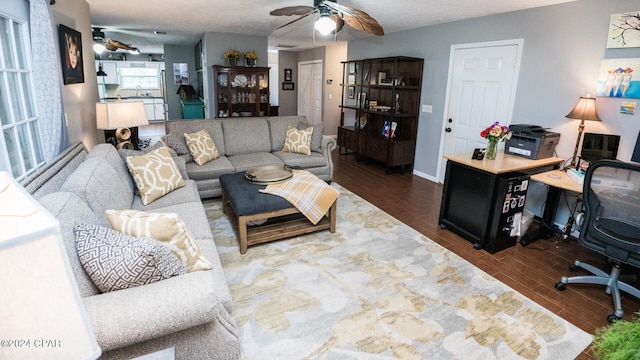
(29, 0, 68, 161)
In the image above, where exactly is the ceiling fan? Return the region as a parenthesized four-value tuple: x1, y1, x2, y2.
(92, 27, 139, 54)
(270, 0, 384, 37)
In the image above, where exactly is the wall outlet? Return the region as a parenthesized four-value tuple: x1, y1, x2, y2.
(422, 105, 433, 113)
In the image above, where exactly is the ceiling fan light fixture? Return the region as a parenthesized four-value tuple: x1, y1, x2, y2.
(128, 49, 140, 55)
(314, 10, 336, 36)
(93, 42, 106, 54)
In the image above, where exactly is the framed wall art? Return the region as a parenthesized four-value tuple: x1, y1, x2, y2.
(596, 58, 639, 98)
(282, 82, 294, 90)
(607, 11, 640, 48)
(284, 68, 292, 82)
(58, 24, 84, 85)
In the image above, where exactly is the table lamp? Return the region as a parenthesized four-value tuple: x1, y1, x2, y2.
(565, 94, 601, 168)
(96, 100, 148, 150)
(0, 171, 101, 360)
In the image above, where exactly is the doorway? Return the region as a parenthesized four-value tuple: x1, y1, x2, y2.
(437, 39, 523, 183)
(298, 60, 323, 125)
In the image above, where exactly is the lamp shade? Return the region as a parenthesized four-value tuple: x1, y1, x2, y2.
(96, 101, 149, 130)
(0, 171, 101, 360)
(565, 96, 601, 121)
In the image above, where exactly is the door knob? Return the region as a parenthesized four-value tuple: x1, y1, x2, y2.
(445, 127, 452, 133)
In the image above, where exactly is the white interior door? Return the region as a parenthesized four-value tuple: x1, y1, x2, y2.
(437, 40, 523, 182)
(298, 61, 323, 125)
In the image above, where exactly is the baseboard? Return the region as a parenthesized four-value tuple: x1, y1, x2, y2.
(413, 169, 438, 183)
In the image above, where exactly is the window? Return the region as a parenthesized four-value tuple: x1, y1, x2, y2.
(120, 66, 160, 89)
(0, 15, 44, 180)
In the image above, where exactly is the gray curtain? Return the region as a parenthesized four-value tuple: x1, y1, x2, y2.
(30, 0, 68, 161)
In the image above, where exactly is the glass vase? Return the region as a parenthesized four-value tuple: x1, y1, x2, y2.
(486, 139, 498, 160)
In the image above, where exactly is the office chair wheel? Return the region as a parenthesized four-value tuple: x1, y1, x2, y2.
(569, 263, 580, 272)
(555, 281, 567, 291)
(607, 314, 621, 323)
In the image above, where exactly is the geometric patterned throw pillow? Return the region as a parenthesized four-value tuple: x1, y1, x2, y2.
(298, 121, 323, 153)
(73, 223, 187, 293)
(184, 129, 220, 166)
(282, 125, 312, 155)
(125, 147, 185, 205)
(105, 209, 213, 272)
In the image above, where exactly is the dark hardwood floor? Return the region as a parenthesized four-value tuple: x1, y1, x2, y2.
(331, 150, 640, 360)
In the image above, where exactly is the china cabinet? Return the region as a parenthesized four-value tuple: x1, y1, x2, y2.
(338, 56, 423, 173)
(213, 65, 270, 118)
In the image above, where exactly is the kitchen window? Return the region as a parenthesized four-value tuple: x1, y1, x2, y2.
(0, 15, 44, 180)
(120, 67, 160, 89)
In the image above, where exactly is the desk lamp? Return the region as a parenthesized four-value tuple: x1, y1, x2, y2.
(0, 171, 101, 360)
(96, 100, 148, 150)
(565, 94, 601, 168)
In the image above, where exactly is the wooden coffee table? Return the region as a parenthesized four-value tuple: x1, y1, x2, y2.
(219, 171, 336, 254)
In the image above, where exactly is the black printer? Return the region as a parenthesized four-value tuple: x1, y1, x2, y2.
(505, 124, 560, 160)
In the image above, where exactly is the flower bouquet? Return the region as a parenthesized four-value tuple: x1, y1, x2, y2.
(244, 51, 258, 66)
(480, 122, 511, 160)
(224, 49, 240, 66)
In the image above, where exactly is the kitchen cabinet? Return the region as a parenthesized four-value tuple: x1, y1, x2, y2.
(214, 65, 270, 118)
(338, 56, 423, 173)
(140, 98, 166, 122)
(95, 61, 119, 85)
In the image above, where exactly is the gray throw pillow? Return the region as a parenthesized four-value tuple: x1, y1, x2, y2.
(74, 223, 187, 293)
(298, 121, 323, 153)
(161, 133, 194, 163)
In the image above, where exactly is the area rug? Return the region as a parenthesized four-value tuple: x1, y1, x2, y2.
(204, 184, 592, 360)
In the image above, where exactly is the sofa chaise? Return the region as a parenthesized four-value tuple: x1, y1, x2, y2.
(21, 142, 240, 360)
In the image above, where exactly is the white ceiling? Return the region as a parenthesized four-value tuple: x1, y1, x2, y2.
(86, 0, 578, 54)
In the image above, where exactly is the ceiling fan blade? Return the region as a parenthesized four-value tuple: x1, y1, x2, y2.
(105, 38, 138, 52)
(270, 6, 315, 16)
(341, 10, 384, 36)
(330, 14, 345, 34)
(273, 11, 317, 31)
(322, 2, 384, 36)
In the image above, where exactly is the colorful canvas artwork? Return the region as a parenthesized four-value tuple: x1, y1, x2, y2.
(596, 58, 640, 98)
(607, 11, 640, 48)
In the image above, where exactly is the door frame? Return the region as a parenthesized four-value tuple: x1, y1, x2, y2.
(436, 39, 524, 183)
(297, 60, 323, 123)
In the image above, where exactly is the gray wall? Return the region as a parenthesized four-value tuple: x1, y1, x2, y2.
(347, 0, 640, 180)
(202, 33, 268, 118)
(277, 50, 299, 116)
(164, 45, 197, 120)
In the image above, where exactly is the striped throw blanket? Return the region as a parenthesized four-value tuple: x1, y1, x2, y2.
(259, 170, 339, 225)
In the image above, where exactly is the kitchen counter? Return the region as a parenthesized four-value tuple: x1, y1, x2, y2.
(101, 96, 164, 101)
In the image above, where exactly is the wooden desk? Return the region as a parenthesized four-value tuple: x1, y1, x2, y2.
(520, 169, 583, 245)
(439, 152, 563, 253)
(531, 169, 583, 193)
(444, 152, 564, 174)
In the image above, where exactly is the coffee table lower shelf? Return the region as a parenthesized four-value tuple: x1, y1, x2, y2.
(222, 193, 336, 254)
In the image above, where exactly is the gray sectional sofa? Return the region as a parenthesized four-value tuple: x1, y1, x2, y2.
(163, 116, 336, 198)
(21, 142, 240, 360)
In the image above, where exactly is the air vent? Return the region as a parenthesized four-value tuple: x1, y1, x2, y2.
(274, 44, 296, 49)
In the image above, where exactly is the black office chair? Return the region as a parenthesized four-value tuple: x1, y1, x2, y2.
(555, 159, 640, 322)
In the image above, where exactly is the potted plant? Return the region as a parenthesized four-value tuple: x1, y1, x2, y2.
(244, 51, 258, 67)
(591, 312, 640, 360)
(224, 49, 240, 66)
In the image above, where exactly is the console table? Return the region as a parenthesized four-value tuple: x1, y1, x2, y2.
(439, 152, 563, 253)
